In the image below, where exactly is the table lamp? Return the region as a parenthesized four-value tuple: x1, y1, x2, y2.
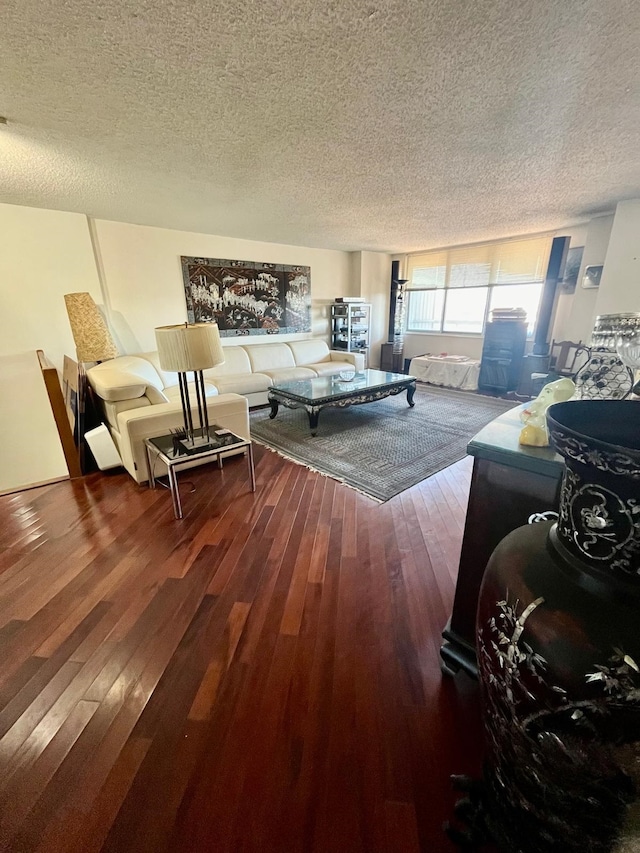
(63, 292, 119, 473)
(64, 292, 118, 362)
(154, 322, 225, 447)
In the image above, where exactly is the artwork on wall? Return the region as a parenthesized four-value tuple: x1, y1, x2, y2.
(559, 246, 584, 294)
(582, 264, 604, 289)
(180, 256, 311, 336)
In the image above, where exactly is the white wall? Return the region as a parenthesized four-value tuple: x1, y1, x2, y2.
(552, 216, 613, 343)
(552, 202, 640, 343)
(0, 352, 68, 493)
(595, 200, 640, 316)
(358, 251, 392, 368)
(0, 203, 105, 492)
(93, 219, 352, 354)
(0, 203, 103, 372)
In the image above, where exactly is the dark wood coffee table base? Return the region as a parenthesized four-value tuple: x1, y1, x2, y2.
(269, 378, 416, 435)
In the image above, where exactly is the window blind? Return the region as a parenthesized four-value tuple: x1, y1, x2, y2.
(448, 245, 492, 288)
(406, 235, 552, 289)
(406, 251, 447, 289)
(491, 237, 552, 284)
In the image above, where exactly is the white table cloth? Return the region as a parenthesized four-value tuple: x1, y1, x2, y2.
(408, 355, 481, 391)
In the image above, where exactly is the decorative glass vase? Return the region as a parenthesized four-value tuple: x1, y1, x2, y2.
(591, 313, 640, 351)
(476, 399, 640, 852)
(617, 331, 640, 399)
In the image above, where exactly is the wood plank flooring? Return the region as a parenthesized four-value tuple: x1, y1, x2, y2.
(0, 445, 484, 852)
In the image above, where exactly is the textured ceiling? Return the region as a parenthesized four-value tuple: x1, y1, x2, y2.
(1, 0, 639, 252)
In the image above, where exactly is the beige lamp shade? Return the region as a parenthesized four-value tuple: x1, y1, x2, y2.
(155, 323, 225, 372)
(64, 292, 118, 362)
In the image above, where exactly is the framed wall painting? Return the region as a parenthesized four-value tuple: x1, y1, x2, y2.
(559, 246, 584, 294)
(180, 256, 312, 337)
(582, 264, 604, 289)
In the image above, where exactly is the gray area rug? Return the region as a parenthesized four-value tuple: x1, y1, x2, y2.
(250, 383, 516, 502)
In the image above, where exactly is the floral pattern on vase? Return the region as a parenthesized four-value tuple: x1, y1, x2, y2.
(476, 400, 640, 853)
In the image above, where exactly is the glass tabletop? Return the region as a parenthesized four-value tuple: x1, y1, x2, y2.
(270, 368, 413, 401)
(147, 426, 246, 460)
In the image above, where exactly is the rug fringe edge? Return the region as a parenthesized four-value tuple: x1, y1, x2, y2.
(252, 438, 382, 503)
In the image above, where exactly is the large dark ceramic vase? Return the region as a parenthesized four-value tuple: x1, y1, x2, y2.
(476, 400, 640, 852)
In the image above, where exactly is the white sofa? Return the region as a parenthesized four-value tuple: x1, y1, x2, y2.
(87, 339, 364, 484)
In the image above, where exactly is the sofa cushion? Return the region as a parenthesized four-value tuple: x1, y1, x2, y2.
(307, 360, 357, 377)
(88, 356, 165, 402)
(332, 351, 366, 372)
(140, 351, 179, 390)
(211, 372, 272, 396)
(204, 346, 252, 378)
(163, 381, 219, 402)
(288, 339, 331, 366)
(261, 367, 317, 383)
(103, 396, 152, 429)
(144, 385, 170, 404)
(142, 349, 253, 390)
(245, 344, 295, 373)
(117, 393, 249, 441)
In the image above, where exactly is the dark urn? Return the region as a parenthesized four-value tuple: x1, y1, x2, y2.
(476, 400, 640, 852)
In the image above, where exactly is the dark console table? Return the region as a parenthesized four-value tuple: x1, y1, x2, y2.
(440, 405, 564, 677)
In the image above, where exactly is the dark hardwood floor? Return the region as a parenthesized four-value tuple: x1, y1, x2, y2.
(0, 445, 484, 852)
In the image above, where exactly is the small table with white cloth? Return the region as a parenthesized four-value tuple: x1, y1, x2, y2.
(408, 355, 480, 391)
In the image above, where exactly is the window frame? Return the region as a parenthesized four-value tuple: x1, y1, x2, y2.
(403, 234, 553, 338)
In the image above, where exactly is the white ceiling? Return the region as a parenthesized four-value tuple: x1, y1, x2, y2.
(1, 0, 639, 253)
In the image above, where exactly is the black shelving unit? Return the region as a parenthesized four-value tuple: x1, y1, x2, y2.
(331, 303, 371, 364)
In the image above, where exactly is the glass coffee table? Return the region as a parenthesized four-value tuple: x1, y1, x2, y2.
(268, 369, 416, 435)
(144, 426, 255, 519)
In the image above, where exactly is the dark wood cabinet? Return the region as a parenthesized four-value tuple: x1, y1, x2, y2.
(380, 342, 404, 373)
(440, 405, 564, 677)
(478, 320, 527, 393)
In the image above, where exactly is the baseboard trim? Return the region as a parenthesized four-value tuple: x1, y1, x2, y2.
(0, 475, 71, 498)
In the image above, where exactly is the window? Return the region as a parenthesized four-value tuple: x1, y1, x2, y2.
(405, 235, 552, 336)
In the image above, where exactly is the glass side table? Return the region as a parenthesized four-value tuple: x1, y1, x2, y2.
(144, 426, 255, 519)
